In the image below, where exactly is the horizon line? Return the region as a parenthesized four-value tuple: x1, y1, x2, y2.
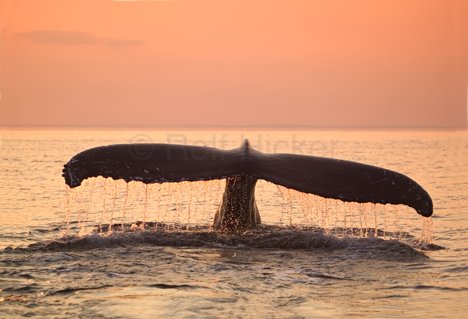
(1, 124, 467, 131)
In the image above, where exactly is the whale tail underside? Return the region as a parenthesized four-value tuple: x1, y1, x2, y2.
(63, 141, 432, 217)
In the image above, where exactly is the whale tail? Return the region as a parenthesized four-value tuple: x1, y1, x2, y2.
(63, 139, 432, 220)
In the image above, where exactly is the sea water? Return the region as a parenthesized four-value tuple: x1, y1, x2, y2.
(0, 130, 467, 318)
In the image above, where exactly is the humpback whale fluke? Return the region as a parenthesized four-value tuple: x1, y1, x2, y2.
(63, 139, 433, 231)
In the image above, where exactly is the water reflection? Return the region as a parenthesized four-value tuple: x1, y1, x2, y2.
(1, 130, 467, 318)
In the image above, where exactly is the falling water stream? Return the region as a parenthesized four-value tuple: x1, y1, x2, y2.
(57, 177, 433, 251)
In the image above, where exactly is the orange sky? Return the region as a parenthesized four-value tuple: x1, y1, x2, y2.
(0, 0, 467, 128)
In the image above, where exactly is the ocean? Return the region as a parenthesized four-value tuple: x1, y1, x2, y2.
(0, 129, 467, 318)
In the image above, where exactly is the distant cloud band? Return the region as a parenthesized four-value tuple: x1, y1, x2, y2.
(15, 30, 144, 48)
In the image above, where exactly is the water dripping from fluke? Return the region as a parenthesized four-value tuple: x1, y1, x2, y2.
(48, 140, 443, 257)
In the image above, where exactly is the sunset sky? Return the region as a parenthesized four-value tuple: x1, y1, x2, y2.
(0, 0, 467, 128)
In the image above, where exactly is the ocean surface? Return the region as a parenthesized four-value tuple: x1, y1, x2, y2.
(0, 129, 467, 318)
